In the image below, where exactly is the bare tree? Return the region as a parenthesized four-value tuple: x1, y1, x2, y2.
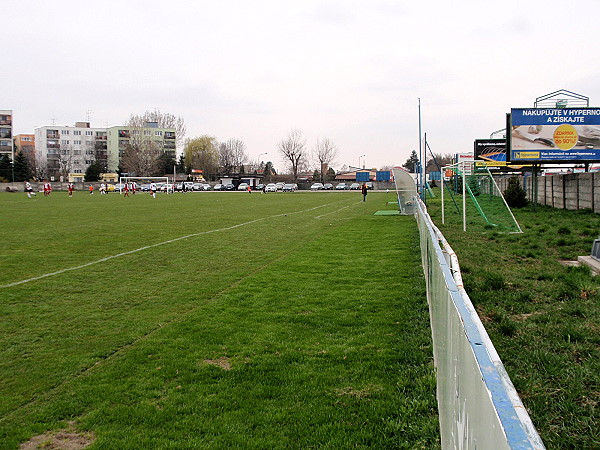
(313, 137, 338, 183)
(277, 129, 307, 181)
(127, 109, 186, 151)
(219, 138, 248, 174)
(57, 145, 75, 180)
(120, 139, 161, 176)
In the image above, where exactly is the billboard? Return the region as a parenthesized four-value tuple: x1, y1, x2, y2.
(356, 171, 370, 182)
(474, 139, 506, 165)
(509, 108, 600, 162)
(376, 171, 391, 181)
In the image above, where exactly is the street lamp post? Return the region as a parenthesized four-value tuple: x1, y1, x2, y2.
(358, 155, 365, 169)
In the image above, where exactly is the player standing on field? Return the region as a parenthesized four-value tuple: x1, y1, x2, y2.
(123, 183, 129, 197)
(68, 182, 74, 197)
(150, 182, 157, 198)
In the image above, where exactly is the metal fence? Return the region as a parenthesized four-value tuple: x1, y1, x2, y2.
(415, 197, 544, 449)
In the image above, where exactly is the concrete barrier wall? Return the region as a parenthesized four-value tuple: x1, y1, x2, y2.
(415, 198, 545, 449)
(494, 172, 600, 213)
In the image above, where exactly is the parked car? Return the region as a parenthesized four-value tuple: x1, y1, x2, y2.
(282, 183, 296, 192)
(265, 183, 277, 192)
(224, 184, 235, 191)
(350, 183, 361, 190)
(335, 183, 348, 190)
(275, 182, 285, 191)
(140, 184, 151, 191)
(310, 182, 324, 190)
(213, 184, 224, 191)
(237, 183, 250, 191)
(201, 183, 212, 191)
(323, 183, 333, 190)
(254, 184, 265, 191)
(365, 182, 374, 190)
(114, 183, 126, 192)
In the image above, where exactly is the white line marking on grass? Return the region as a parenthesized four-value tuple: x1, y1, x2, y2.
(1, 200, 349, 289)
(314, 201, 362, 219)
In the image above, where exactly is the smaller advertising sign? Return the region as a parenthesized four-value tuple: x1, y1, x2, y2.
(474, 139, 506, 166)
(356, 171, 370, 182)
(510, 108, 600, 162)
(376, 171, 391, 181)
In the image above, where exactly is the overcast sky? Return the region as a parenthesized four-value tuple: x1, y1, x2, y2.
(5, 0, 600, 172)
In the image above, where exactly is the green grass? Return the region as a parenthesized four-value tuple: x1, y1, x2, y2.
(426, 190, 600, 449)
(0, 191, 439, 449)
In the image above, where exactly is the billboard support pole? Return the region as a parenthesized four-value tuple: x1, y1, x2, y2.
(531, 164, 538, 212)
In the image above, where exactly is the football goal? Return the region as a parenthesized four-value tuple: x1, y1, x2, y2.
(118, 176, 173, 193)
(441, 161, 522, 233)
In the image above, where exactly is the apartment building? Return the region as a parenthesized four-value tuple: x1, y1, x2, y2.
(34, 120, 176, 180)
(0, 110, 13, 160)
(106, 121, 176, 171)
(34, 121, 107, 180)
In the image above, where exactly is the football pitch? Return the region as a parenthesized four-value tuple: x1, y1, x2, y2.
(0, 191, 439, 448)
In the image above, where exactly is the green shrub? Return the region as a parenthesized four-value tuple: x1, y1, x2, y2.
(503, 177, 528, 208)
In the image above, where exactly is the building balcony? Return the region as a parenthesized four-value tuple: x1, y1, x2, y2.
(47, 143, 60, 149)
(95, 135, 107, 141)
(95, 142, 108, 150)
(0, 119, 12, 126)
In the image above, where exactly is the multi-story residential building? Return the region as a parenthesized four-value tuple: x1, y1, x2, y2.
(0, 110, 13, 160)
(14, 134, 35, 167)
(106, 122, 176, 172)
(34, 121, 176, 180)
(35, 121, 107, 180)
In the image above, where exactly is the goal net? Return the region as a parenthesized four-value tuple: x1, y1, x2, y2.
(118, 177, 172, 193)
(441, 161, 522, 233)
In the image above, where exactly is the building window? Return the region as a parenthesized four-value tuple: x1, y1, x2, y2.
(85, 130, 94, 136)
(61, 130, 70, 135)
(74, 169, 82, 173)
(61, 140, 70, 145)
(132, 130, 140, 135)
(22, 136, 32, 142)
(74, 130, 81, 135)
(155, 131, 163, 136)
(74, 150, 81, 155)
(74, 140, 82, 145)
(144, 130, 151, 136)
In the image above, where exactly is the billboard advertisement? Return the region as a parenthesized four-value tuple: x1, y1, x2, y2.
(474, 139, 506, 166)
(509, 108, 600, 162)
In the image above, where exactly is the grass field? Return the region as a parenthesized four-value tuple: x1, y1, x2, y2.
(0, 190, 439, 449)
(426, 190, 600, 449)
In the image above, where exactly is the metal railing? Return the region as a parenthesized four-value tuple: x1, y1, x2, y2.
(415, 197, 544, 449)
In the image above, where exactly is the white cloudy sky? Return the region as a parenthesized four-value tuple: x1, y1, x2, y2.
(5, 0, 600, 172)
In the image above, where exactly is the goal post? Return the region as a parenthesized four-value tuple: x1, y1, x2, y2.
(441, 161, 522, 233)
(118, 177, 172, 194)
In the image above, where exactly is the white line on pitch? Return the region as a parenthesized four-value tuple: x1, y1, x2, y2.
(0, 200, 349, 289)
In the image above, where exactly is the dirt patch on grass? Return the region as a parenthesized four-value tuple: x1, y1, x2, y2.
(203, 356, 232, 370)
(334, 384, 383, 399)
(512, 311, 544, 321)
(20, 424, 95, 449)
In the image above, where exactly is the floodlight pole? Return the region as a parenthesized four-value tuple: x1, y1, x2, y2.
(418, 98, 424, 201)
(462, 162, 467, 232)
